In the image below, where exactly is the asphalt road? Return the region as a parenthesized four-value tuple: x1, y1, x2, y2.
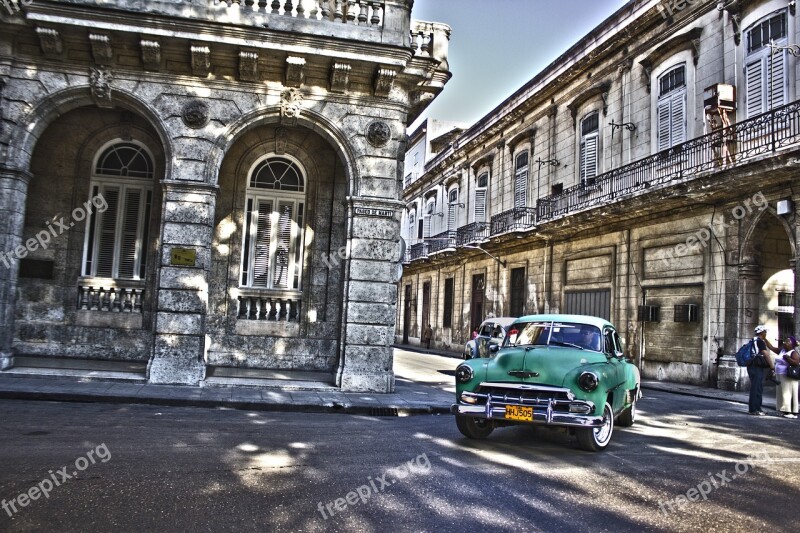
(1, 356, 799, 532)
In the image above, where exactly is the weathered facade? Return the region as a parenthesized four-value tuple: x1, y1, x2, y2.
(398, 0, 800, 391)
(0, 0, 451, 391)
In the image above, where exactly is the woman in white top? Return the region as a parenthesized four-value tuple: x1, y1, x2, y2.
(775, 336, 800, 418)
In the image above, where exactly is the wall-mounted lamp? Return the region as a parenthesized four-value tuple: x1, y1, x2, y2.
(609, 120, 636, 132)
(535, 157, 560, 168)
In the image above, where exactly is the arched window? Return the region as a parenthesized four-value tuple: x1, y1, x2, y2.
(514, 152, 529, 208)
(241, 156, 305, 290)
(579, 112, 599, 183)
(475, 172, 488, 223)
(657, 64, 686, 151)
(745, 9, 788, 117)
(82, 141, 154, 280)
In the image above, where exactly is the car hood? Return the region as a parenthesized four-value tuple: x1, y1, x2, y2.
(485, 346, 608, 387)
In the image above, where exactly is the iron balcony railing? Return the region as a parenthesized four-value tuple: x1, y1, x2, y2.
(409, 242, 428, 261)
(490, 207, 537, 236)
(407, 99, 800, 263)
(456, 222, 489, 246)
(427, 230, 456, 253)
(537, 99, 800, 222)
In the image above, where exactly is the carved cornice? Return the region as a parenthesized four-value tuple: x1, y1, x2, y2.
(329, 62, 351, 93)
(374, 67, 398, 98)
(285, 56, 305, 87)
(140, 40, 161, 72)
(89, 33, 113, 64)
(507, 127, 537, 152)
(191, 45, 211, 77)
(36, 27, 63, 57)
(471, 152, 495, 174)
(239, 50, 259, 82)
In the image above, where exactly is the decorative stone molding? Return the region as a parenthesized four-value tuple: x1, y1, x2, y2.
(566, 80, 611, 124)
(285, 56, 306, 87)
(507, 127, 536, 152)
(638, 27, 703, 91)
(89, 33, 113, 64)
(280, 87, 303, 125)
(89, 67, 113, 108)
(366, 120, 391, 148)
(239, 51, 259, 82)
(329, 62, 351, 93)
(140, 40, 161, 71)
(275, 126, 287, 154)
(191, 45, 211, 76)
(35, 27, 63, 57)
(181, 100, 210, 129)
(374, 67, 398, 98)
(471, 152, 495, 174)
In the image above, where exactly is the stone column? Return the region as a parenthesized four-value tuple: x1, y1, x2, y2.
(336, 198, 404, 392)
(147, 181, 216, 385)
(0, 167, 31, 370)
(718, 260, 762, 391)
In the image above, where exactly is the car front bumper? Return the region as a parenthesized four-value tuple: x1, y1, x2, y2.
(451, 384, 604, 428)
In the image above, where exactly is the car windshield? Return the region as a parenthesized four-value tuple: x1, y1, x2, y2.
(504, 321, 602, 352)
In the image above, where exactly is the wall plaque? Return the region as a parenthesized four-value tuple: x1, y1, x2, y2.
(170, 248, 197, 266)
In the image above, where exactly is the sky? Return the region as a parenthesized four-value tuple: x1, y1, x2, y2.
(409, 0, 629, 131)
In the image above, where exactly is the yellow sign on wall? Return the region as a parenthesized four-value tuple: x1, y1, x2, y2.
(170, 247, 197, 266)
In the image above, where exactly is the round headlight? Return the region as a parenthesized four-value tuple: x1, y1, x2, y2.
(455, 364, 474, 384)
(578, 371, 599, 392)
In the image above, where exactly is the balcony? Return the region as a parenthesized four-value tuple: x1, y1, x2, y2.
(405, 99, 800, 265)
(490, 207, 537, 236)
(427, 230, 456, 254)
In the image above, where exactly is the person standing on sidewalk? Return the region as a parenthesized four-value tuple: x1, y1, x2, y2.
(749, 325, 777, 415)
(775, 336, 800, 418)
(422, 324, 433, 350)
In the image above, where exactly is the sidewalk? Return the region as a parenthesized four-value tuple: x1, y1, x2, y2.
(0, 347, 778, 414)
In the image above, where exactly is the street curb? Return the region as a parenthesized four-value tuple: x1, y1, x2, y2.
(641, 383, 751, 406)
(393, 344, 463, 359)
(0, 390, 453, 416)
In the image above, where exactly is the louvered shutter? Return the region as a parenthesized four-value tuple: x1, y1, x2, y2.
(447, 203, 456, 231)
(670, 90, 686, 146)
(252, 199, 272, 287)
(769, 48, 786, 110)
(274, 202, 293, 288)
(581, 134, 598, 180)
(745, 57, 765, 118)
(474, 189, 486, 223)
(118, 187, 141, 279)
(514, 168, 527, 208)
(657, 98, 671, 151)
(95, 186, 120, 278)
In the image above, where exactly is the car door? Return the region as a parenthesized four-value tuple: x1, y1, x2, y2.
(603, 327, 626, 412)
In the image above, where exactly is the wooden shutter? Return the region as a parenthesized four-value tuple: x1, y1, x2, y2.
(745, 57, 764, 117)
(447, 203, 456, 231)
(474, 189, 486, 223)
(769, 48, 786, 110)
(514, 167, 527, 208)
(657, 98, 671, 151)
(670, 91, 686, 146)
(274, 202, 293, 288)
(118, 188, 141, 279)
(252, 199, 272, 287)
(581, 134, 598, 180)
(95, 186, 120, 278)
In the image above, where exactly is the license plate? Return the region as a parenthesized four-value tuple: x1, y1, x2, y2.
(505, 405, 533, 421)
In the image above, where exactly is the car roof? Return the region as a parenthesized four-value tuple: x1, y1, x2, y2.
(480, 317, 518, 328)
(512, 314, 614, 330)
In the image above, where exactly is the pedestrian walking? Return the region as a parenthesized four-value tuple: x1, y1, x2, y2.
(776, 336, 800, 418)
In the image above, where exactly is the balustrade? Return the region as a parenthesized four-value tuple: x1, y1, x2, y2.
(214, 0, 384, 26)
(237, 295, 301, 322)
(427, 230, 456, 253)
(490, 207, 537, 236)
(77, 285, 143, 313)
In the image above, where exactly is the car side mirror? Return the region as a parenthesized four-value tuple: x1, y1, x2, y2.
(489, 344, 500, 354)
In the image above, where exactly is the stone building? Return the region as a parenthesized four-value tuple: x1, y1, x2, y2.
(398, 0, 800, 390)
(0, 0, 451, 391)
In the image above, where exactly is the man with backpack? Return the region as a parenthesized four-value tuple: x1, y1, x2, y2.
(748, 325, 779, 415)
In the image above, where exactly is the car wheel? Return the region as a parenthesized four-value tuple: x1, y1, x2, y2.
(617, 399, 636, 427)
(576, 402, 614, 452)
(455, 414, 494, 439)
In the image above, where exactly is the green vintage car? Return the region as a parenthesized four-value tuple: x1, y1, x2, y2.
(451, 314, 641, 452)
